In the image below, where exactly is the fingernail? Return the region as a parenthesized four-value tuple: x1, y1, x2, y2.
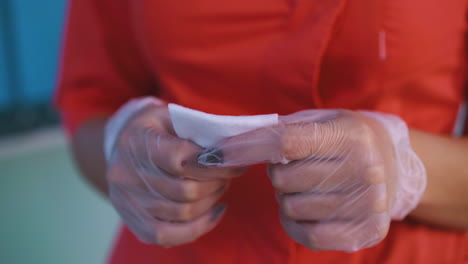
(198, 149, 224, 165)
(210, 204, 227, 222)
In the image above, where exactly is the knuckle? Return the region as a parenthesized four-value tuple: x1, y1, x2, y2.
(352, 122, 375, 147)
(281, 197, 299, 219)
(372, 197, 388, 213)
(154, 230, 170, 247)
(364, 165, 386, 184)
(303, 227, 319, 249)
(165, 140, 192, 175)
(167, 159, 184, 176)
(366, 183, 388, 213)
(172, 141, 199, 174)
(179, 181, 200, 201)
(176, 203, 195, 221)
(281, 127, 313, 161)
(271, 177, 286, 191)
(270, 169, 287, 191)
(280, 133, 296, 159)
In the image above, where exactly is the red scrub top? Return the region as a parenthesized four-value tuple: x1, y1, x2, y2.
(55, 0, 468, 263)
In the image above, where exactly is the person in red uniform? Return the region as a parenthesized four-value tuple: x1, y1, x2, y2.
(56, 0, 468, 263)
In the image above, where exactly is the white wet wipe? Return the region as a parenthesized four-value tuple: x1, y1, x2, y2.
(168, 104, 278, 148)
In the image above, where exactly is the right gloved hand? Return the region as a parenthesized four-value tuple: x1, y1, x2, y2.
(104, 97, 241, 247)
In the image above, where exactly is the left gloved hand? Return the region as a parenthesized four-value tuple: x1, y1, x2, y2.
(198, 109, 426, 252)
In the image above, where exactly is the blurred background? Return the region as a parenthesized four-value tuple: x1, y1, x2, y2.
(0, 1, 119, 263)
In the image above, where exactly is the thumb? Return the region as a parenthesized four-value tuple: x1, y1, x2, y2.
(197, 110, 350, 167)
(197, 124, 288, 167)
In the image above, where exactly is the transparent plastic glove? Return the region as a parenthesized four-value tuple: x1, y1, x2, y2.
(198, 109, 426, 252)
(104, 97, 243, 247)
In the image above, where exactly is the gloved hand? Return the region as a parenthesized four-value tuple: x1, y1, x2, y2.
(198, 109, 426, 252)
(104, 98, 242, 247)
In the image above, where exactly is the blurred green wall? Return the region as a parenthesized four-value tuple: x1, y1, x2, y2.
(0, 131, 119, 264)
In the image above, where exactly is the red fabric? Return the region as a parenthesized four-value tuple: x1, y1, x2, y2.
(55, 0, 468, 263)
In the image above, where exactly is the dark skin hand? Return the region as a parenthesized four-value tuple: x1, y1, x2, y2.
(71, 117, 468, 230)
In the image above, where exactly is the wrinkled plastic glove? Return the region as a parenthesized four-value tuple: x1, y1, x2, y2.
(104, 97, 244, 247)
(198, 109, 426, 252)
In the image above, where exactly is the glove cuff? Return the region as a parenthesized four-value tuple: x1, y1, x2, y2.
(104, 97, 164, 161)
(359, 111, 427, 220)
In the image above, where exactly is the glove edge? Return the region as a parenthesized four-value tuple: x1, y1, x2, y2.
(359, 111, 427, 220)
(104, 97, 165, 161)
